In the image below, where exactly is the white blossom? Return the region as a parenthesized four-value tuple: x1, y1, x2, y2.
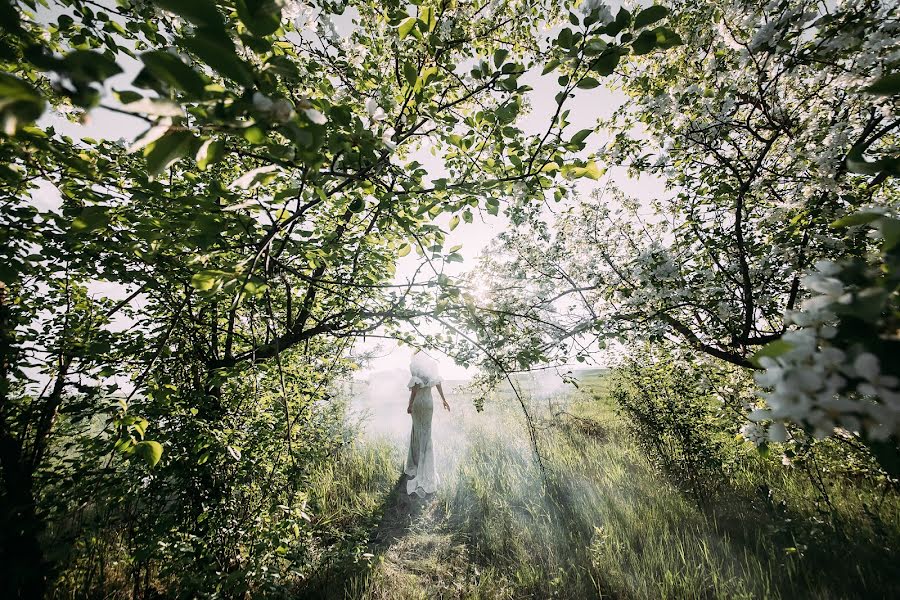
(717, 20, 742, 50)
(366, 98, 387, 122)
(304, 108, 326, 125)
(381, 127, 397, 150)
(270, 99, 294, 123)
(579, 0, 612, 22)
(740, 421, 767, 446)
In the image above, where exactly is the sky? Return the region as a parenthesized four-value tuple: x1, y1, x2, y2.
(30, 0, 665, 381)
(353, 10, 666, 378)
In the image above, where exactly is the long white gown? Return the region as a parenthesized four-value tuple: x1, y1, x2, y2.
(404, 353, 441, 497)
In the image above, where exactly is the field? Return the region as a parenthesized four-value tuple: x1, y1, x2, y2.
(294, 371, 900, 600)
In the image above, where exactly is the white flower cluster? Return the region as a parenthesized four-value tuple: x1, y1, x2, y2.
(751, 261, 900, 442)
(281, 0, 316, 30)
(739, 421, 768, 446)
(579, 0, 612, 23)
(252, 91, 327, 126)
(364, 98, 396, 150)
(252, 92, 295, 123)
(343, 41, 368, 68)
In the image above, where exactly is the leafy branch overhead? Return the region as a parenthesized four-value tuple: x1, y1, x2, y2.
(0, 1, 679, 595)
(449, 0, 900, 472)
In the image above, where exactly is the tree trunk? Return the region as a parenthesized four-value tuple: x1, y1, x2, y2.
(0, 451, 47, 599)
(0, 283, 48, 598)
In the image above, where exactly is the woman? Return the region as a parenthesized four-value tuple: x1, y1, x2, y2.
(404, 350, 450, 497)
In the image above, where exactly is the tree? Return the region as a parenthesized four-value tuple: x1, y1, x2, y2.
(0, 0, 659, 594)
(454, 0, 900, 466)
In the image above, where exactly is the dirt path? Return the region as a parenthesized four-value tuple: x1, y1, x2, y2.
(358, 475, 471, 599)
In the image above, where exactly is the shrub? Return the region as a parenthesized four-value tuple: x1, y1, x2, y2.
(610, 347, 739, 505)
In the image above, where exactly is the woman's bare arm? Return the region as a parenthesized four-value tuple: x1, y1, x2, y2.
(407, 386, 416, 414)
(436, 383, 450, 411)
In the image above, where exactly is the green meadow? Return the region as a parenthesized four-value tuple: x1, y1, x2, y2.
(292, 372, 900, 599)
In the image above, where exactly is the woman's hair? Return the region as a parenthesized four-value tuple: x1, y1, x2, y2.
(410, 350, 440, 383)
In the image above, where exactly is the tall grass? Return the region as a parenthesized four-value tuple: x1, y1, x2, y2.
(302, 373, 900, 599)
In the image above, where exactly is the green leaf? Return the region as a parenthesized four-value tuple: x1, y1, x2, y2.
(403, 62, 418, 86)
(123, 97, 184, 117)
(265, 55, 301, 81)
(846, 145, 883, 175)
(557, 27, 574, 50)
(576, 77, 600, 89)
(243, 126, 266, 144)
(493, 48, 509, 68)
(144, 131, 194, 176)
(653, 26, 683, 50)
(751, 339, 795, 367)
(880, 217, 900, 252)
(631, 29, 657, 55)
(114, 89, 142, 104)
(865, 73, 900, 96)
(498, 77, 519, 91)
(846, 144, 900, 176)
(71, 206, 110, 232)
(134, 440, 163, 468)
(230, 164, 280, 189)
(830, 211, 883, 228)
(348, 197, 365, 212)
(584, 37, 608, 56)
(398, 243, 412, 257)
(241, 278, 268, 299)
(235, 0, 282, 37)
(569, 160, 604, 180)
(570, 128, 593, 145)
(140, 50, 206, 97)
(62, 50, 123, 82)
(398, 17, 417, 39)
(128, 123, 171, 155)
(0, 73, 45, 133)
(0, 0, 22, 34)
(541, 58, 561, 75)
(132, 418, 148, 438)
(196, 138, 225, 170)
(869, 439, 900, 477)
(179, 32, 254, 86)
(449, 215, 460, 230)
(0, 73, 43, 104)
(191, 269, 229, 291)
(633, 5, 669, 29)
(151, 0, 224, 31)
(420, 6, 436, 32)
(496, 101, 519, 124)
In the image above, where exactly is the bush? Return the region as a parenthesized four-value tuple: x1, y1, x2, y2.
(610, 347, 744, 505)
(45, 346, 356, 599)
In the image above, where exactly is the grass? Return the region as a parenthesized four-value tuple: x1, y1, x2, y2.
(296, 373, 900, 600)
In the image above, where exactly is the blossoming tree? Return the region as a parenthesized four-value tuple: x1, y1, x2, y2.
(0, 0, 684, 594)
(453, 0, 900, 470)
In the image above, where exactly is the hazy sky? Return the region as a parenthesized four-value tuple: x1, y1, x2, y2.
(32, 1, 664, 380)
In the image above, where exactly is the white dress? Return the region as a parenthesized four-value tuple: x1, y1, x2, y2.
(404, 353, 441, 497)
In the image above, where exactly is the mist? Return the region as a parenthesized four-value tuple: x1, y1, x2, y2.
(345, 366, 586, 491)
